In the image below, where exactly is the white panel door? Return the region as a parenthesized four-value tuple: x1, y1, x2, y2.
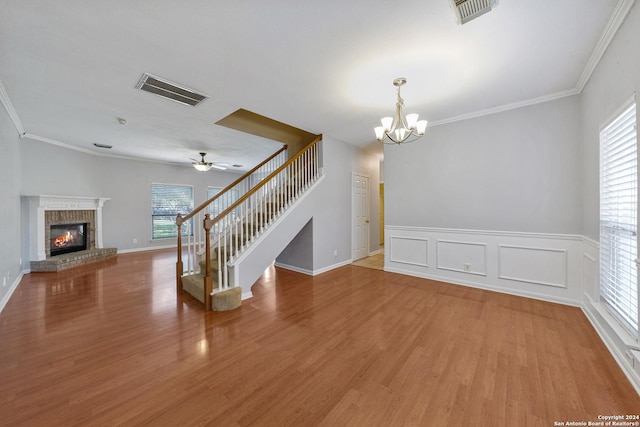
(352, 173, 369, 261)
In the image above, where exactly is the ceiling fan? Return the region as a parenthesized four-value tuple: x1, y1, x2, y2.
(191, 152, 228, 172)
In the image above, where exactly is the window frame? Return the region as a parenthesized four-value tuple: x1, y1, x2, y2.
(599, 96, 639, 337)
(151, 183, 194, 240)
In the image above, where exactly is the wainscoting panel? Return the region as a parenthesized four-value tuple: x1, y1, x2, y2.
(389, 236, 429, 267)
(385, 226, 583, 306)
(436, 240, 487, 276)
(497, 245, 567, 288)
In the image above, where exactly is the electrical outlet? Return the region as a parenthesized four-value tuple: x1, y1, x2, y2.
(333, 250, 338, 258)
(133, 238, 138, 244)
(464, 263, 471, 272)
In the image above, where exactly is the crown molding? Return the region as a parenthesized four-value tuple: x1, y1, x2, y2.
(0, 80, 25, 135)
(21, 133, 212, 168)
(429, 88, 580, 127)
(23, 133, 96, 155)
(575, 0, 636, 92)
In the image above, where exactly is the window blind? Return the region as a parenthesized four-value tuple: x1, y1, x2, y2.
(151, 184, 193, 239)
(600, 100, 638, 336)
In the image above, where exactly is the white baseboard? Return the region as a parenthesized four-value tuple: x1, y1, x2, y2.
(117, 244, 176, 254)
(274, 262, 313, 275)
(312, 259, 352, 275)
(275, 259, 352, 276)
(384, 265, 582, 307)
(0, 272, 24, 313)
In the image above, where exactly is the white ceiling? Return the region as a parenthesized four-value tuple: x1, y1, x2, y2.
(0, 0, 624, 171)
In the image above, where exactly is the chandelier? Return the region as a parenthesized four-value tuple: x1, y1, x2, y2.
(374, 77, 428, 144)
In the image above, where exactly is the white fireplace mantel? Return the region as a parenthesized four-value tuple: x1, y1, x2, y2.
(22, 195, 110, 261)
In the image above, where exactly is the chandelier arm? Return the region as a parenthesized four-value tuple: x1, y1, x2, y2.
(398, 109, 410, 131)
(382, 130, 422, 145)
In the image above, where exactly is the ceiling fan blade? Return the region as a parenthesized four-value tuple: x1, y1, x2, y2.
(211, 164, 227, 170)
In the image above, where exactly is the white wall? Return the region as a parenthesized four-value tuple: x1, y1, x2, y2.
(383, 96, 587, 312)
(581, 2, 640, 241)
(381, 79, 589, 339)
(19, 138, 241, 253)
(385, 95, 582, 234)
(0, 100, 23, 311)
(95, 155, 241, 251)
(275, 136, 381, 272)
(311, 136, 380, 268)
(17, 134, 380, 272)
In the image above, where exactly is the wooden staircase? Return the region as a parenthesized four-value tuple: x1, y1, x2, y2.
(175, 136, 323, 310)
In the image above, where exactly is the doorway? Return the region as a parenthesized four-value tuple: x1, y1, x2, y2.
(351, 172, 370, 261)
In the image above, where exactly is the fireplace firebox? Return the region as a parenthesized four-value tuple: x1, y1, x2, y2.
(50, 223, 88, 257)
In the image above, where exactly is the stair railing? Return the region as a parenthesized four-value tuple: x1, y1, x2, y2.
(176, 135, 323, 307)
(175, 145, 289, 291)
(209, 135, 323, 294)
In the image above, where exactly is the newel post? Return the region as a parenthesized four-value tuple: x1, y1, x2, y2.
(175, 214, 184, 293)
(203, 214, 214, 310)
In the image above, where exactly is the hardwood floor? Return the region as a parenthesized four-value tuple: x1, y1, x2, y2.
(1, 249, 638, 426)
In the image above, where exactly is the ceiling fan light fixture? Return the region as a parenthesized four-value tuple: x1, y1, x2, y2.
(193, 163, 213, 172)
(192, 152, 213, 172)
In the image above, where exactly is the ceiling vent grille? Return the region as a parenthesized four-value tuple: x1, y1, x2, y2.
(135, 73, 208, 107)
(451, 0, 498, 24)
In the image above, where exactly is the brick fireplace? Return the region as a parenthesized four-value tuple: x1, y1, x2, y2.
(22, 195, 116, 271)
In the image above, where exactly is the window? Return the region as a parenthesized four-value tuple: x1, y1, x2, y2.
(151, 184, 194, 239)
(207, 187, 239, 219)
(599, 99, 638, 336)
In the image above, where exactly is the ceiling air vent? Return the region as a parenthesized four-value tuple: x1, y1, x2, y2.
(135, 73, 208, 107)
(451, 0, 498, 25)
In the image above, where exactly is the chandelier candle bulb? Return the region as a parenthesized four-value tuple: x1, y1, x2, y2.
(406, 113, 419, 129)
(416, 120, 428, 135)
(381, 117, 393, 131)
